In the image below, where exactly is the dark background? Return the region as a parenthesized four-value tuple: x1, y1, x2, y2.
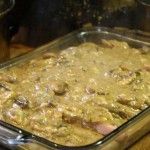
(7, 0, 139, 47)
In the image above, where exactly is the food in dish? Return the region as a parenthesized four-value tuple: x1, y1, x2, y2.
(0, 40, 149, 146)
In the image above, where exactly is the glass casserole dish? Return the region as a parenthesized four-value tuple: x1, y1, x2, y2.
(0, 27, 149, 150)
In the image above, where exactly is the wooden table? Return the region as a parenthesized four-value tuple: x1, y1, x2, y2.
(129, 133, 150, 150)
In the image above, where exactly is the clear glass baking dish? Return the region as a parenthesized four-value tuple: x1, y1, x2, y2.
(0, 27, 150, 150)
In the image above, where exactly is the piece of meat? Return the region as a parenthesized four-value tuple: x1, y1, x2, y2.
(143, 65, 150, 72)
(51, 81, 68, 95)
(62, 114, 116, 136)
(109, 67, 141, 85)
(85, 86, 95, 94)
(98, 102, 139, 119)
(101, 39, 115, 48)
(93, 122, 117, 135)
(42, 52, 57, 59)
(101, 39, 129, 49)
(0, 82, 11, 91)
(14, 95, 29, 109)
(117, 95, 147, 110)
(5, 76, 17, 84)
(0, 75, 17, 84)
(141, 46, 149, 54)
